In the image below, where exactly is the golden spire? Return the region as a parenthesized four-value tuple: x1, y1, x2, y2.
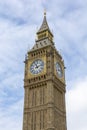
(37, 9, 49, 33)
(36, 10, 53, 41)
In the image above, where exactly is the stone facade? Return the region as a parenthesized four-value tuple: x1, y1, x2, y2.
(23, 12, 67, 130)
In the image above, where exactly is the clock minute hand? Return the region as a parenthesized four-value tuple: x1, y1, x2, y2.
(35, 63, 38, 68)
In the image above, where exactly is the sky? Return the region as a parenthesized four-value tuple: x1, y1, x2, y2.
(0, 0, 87, 130)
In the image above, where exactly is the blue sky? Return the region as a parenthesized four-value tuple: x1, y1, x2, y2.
(0, 0, 87, 130)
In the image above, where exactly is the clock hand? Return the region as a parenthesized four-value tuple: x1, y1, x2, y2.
(34, 63, 38, 68)
(35, 63, 40, 69)
(58, 68, 61, 71)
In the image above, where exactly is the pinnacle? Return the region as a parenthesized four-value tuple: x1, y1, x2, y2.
(37, 12, 51, 34)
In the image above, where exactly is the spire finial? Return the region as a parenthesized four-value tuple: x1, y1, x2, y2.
(44, 9, 46, 16)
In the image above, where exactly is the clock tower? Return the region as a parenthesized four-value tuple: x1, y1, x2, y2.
(23, 12, 67, 130)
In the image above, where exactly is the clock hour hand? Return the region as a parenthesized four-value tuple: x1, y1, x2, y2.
(35, 63, 41, 68)
(34, 63, 38, 68)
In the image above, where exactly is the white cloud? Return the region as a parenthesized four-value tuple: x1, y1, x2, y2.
(0, 0, 87, 130)
(66, 77, 87, 112)
(0, 99, 23, 130)
(66, 77, 87, 130)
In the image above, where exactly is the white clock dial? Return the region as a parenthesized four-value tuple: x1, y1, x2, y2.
(30, 59, 44, 74)
(56, 62, 62, 77)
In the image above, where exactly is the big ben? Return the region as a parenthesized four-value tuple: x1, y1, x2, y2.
(23, 11, 67, 130)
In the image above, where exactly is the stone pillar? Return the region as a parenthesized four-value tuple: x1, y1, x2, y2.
(46, 81, 55, 130)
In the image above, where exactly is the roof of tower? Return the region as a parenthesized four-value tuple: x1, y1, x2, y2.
(29, 11, 55, 52)
(37, 11, 53, 36)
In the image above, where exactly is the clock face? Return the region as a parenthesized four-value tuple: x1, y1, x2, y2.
(56, 62, 62, 78)
(30, 59, 44, 74)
